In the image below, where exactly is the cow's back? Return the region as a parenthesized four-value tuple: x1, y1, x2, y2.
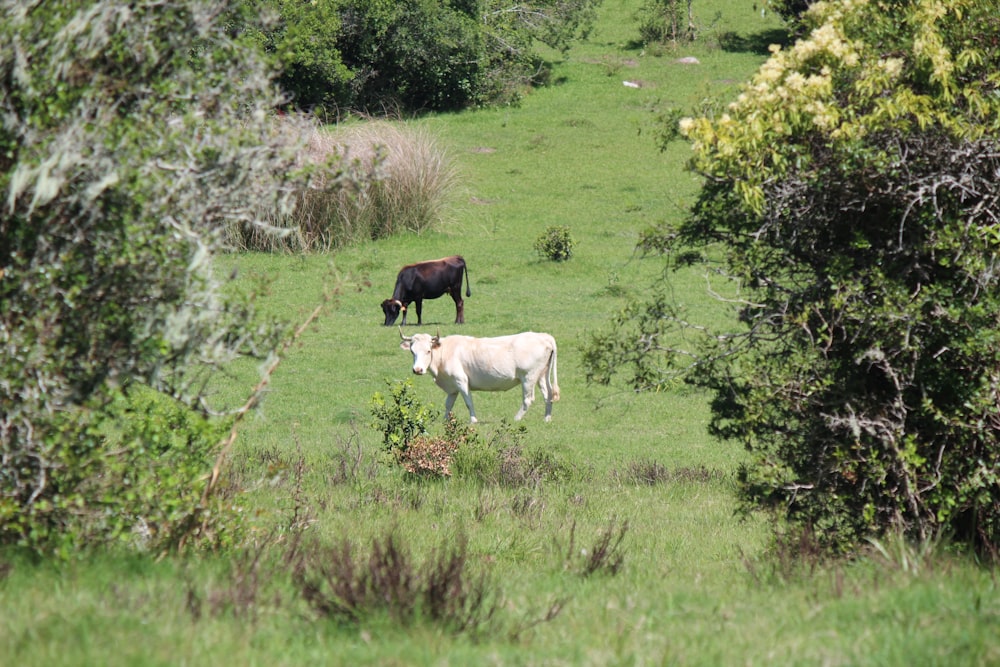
(405, 257, 464, 298)
(436, 333, 554, 391)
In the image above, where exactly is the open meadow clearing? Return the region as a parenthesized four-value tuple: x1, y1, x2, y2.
(2, 1, 998, 665)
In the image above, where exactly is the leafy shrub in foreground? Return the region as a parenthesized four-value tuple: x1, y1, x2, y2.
(0, 0, 327, 556)
(370, 379, 435, 456)
(0, 388, 239, 558)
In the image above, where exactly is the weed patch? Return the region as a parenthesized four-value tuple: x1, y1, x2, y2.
(291, 531, 500, 635)
(561, 518, 629, 577)
(614, 460, 727, 486)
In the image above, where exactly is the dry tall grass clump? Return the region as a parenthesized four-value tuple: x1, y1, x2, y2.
(233, 119, 458, 252)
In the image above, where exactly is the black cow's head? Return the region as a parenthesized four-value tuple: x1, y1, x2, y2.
(381, 299, 405, 326)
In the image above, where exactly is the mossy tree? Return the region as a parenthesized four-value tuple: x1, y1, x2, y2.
(0, 1, 357, 556)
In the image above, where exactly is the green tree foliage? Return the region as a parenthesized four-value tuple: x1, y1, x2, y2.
(585, 0, 1000, 554)
(242, 0, 602, 115)
(237, 0, 353, 116)
(336, 0, 486, 112)
(636, 0, 696, 45)
(764, 0, 820, 26)
(0, 1, 346, 556)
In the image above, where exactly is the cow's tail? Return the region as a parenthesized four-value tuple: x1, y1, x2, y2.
(548, 339, 560, 402)
(463, 262, 472, 297)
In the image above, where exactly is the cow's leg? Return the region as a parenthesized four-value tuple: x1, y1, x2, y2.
(444, 392, 458, 420)
(515, 378, 536, 421)
(453, 381, 477, 423)
(452, 288, 465, 324)
(541, 377, 553, 422)
(400, 301, 408, 326)
(415, 299, 423, 325)
(538, 363, 553, 422)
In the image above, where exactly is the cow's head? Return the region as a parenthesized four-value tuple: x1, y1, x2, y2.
(381, 299, 405, 326)
(399, 328, 441, 375)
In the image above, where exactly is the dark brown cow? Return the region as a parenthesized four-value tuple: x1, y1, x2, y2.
(381, 255, 471, 326)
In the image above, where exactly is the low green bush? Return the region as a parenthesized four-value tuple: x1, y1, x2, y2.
(0, 387, 238, 558)
(534, 225, 575, 262)
(370, 379, 436, 457)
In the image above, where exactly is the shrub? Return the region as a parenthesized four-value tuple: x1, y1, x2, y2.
(292, 530, 500, 634)
(451, 430, 501, 484)
(231, 0, 352, 119)
(370, 379, 436, 456)
(235, 121, 457, 252)
(534, 225, 575, 262)
(0, 0, 328, 556)
(450, 419, 575, 487)
(0, 387, 240, 558)
(332, 0, 601, 113)
(586, 0, 1000, 555)
(636, 0, 696, 45)
(398, 436, 460, 477)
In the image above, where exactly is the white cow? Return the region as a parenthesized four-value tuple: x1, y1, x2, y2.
(399, 330, 560, 423)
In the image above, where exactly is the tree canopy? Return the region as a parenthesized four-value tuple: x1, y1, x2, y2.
(585, 0, 1000, 554)
(238, 0, 603, 116)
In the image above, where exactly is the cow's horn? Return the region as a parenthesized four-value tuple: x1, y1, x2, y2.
(433, 327, 441, 343)
(399, 326, 412, 341)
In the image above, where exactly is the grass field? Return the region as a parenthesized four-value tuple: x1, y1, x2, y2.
(2, 1, 999, 665)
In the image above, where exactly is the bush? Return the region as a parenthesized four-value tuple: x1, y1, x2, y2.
(534, 225, 575, 262)
(336, 0, 486, 113)
(0, 0, 326, 556)
(398, 436, 460, 477)
(237, 0, 601, 115)
(292, 530, 501, 634)
(452, 419, 576, 487)
(232, 0, 352, 119)
(636, 0, 696, 45)
(585, 0, 1000, 555)
(0, 387, 240, 558)
(370, 379, 436, 457)
(232, 121, 457, 252)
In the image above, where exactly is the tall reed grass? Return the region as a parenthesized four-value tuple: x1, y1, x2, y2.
(230, 120, 458, 252)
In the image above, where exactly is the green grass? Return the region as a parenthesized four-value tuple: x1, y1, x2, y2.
(3, 1, 999, 665)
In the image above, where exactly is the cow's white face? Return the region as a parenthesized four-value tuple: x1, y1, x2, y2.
(400, 333, 439, 375)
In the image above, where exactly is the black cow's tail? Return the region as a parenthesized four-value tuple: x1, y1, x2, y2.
(464, 262, 472, 297)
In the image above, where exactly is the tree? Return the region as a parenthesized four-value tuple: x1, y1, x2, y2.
(585, 0, 1000, 554)
(637, 0, 696, 45)
(228, 0, 353, 119)
(241, 0, 603, 116)
(0, 0, 353, 555)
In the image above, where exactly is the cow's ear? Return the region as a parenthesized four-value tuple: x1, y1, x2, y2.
(400, 340, 411, 350)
